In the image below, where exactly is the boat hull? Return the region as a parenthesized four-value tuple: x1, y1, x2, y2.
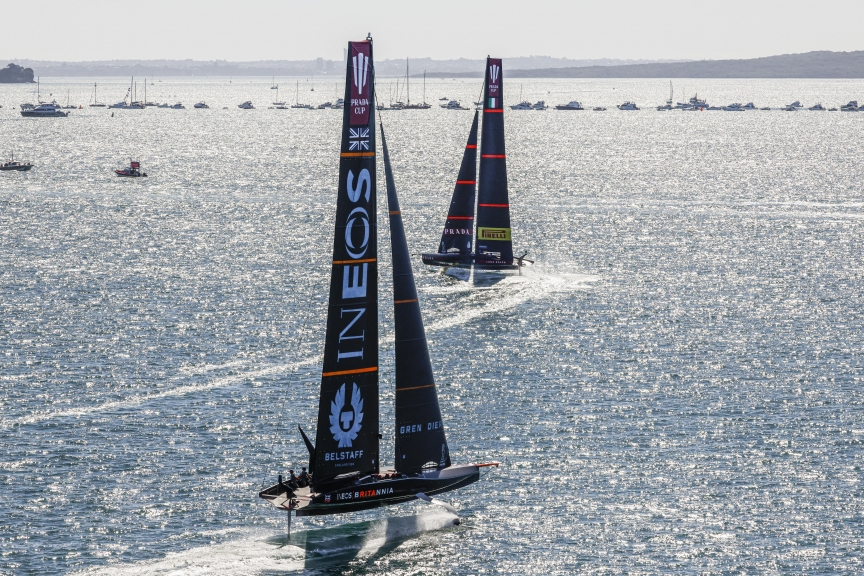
(20, 111, 68, 117)
(0, 165, 32, 171)
(421, 252, 518, 270)
(259, 465, 481, 517)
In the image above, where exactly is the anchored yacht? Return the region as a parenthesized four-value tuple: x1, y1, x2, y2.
(238, 101, 254, 109)
(808, 103, 826, 111)
(0, 151, 33, 171)
(440, 100, 468, 110)
(21, 102, 68, 117)
(722, 103, 745, 111)
(194, 102, 209, 109)
(617, 101, 639, 110)
(556, 101, 585, 110)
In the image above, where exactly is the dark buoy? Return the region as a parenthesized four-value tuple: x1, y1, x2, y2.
(452, 518, 461, 526)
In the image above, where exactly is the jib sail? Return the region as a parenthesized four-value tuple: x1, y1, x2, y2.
(313, 39, 380, 483)
(475, 57, 514, 267)
(381, 125, 451, 473)
(436, 111, 479, 259)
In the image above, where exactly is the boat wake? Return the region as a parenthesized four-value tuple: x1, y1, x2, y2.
(0, 359, 318, 429)
(2, 268, 594, 430)
(71, 511, 459, 576)
(423, 267, 597, 334)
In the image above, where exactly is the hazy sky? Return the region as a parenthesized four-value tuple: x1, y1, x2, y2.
(3, 0, 863, 62)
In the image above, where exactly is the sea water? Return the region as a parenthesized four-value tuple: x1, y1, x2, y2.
(1, 77, 863, 575)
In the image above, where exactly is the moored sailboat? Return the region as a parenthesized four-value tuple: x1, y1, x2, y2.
(258, 36, 497, 522)
(422, 58, 526, 271)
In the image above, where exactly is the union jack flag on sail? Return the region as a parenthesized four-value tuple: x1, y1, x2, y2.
(349, 128, 370, 151)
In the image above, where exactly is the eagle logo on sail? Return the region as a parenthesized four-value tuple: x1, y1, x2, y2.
(330, 383, 364, 447)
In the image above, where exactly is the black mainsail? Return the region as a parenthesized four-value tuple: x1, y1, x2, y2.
(312, 39, 380, 485)
(381, 125, 451, 473)
(474, 57, 514, 268)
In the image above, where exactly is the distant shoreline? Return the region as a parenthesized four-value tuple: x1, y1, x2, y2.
(5, 51, 864, 79)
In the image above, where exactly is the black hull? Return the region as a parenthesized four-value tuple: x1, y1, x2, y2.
(421, 252, 471, 268)
(421, 252, 517, 271)
(259, 464, 484, 517)
(0, 166, 32, 171)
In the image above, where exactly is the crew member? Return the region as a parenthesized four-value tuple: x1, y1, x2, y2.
(298, 467, 310, 488)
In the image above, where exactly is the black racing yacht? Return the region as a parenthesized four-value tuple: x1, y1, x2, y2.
(258, 36, 498, 522)
(421, 58, 529, 271)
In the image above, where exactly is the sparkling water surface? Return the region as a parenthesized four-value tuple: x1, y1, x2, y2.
(1, 77, 864, 575)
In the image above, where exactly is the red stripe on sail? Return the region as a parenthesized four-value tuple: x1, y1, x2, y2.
(478, 203, 509, 208)
(456, 180, 476, 184)
(481, 154, 506, 159)
(447, 216, 474, 220)
(485, 109, 503, 113)
(466, 144, 477, 149)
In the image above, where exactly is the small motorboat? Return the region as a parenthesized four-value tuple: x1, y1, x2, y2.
(0, 151, 32, 171)
(194, 102, 209, 109)
(238, 101, 254, 109)
(617, 101, 639, 110)
(115, 160, 147, 178)
(592, 106, 607, 111)
(440, 100, 468, 110)
(509, 101, 533, 110)
(741, 102, 757, 110)
(531, 100, 547, 110)
(840, 101, 859, 112)
(556, 101, 585, 110)
(169, 102, 185, 109)
(808, 103, 826, 111)
(331, 98, 344, 109)
(439, 96, 449, 100)
(317, 101, 332, 109)
(722, 103, 745, 111)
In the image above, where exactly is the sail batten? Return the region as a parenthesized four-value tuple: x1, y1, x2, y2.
(381, 125, 451, 473)
(312, 40, 379, 484)
(475, 57, 514, 267)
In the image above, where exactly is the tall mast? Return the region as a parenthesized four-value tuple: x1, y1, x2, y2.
(475, 57, 514, 268)
(406, 58, 409, 105)
(312, 38, 379, 485)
